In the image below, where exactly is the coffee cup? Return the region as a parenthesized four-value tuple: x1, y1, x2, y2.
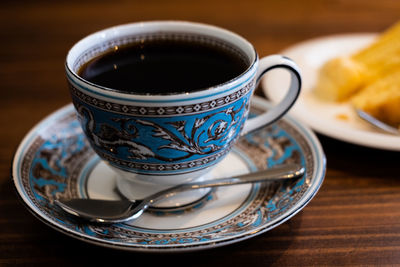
(65, 21, 301, 201)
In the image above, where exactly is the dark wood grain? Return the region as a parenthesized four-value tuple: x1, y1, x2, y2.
(1, 0, 400, 266)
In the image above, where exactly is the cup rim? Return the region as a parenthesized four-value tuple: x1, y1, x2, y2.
(65, 20, 258, 99)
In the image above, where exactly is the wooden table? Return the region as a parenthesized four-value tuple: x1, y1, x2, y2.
(1, 0, 399, 265)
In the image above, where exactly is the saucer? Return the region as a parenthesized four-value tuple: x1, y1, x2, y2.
(12, 96, 325, 252)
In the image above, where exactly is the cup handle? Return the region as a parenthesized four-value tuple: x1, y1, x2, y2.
(241, 55, 302, 135)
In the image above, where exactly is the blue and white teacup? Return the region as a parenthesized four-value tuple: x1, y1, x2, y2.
(65, 21, 301, 199)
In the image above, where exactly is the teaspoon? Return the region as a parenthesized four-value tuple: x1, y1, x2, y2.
(55, 163, 305, 224)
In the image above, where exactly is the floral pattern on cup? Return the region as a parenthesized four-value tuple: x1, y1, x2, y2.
(70, 79, 253, 174)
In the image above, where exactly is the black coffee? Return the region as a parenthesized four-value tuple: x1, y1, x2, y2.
(77, 37, 248, 94)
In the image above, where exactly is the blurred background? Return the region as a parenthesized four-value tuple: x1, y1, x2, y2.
(4, 0, 400, 110)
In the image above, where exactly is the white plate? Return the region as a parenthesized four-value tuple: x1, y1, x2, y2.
(262, 33, 400, 150)
(11, 97, 325, 252)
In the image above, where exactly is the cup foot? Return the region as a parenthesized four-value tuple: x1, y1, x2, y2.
(115, 171, 214, 209)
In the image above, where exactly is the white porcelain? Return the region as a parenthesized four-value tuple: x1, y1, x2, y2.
(263, 33, 400, 151)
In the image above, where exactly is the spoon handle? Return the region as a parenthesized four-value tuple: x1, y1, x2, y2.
(356, 109, 400, 135)
(146, 163, 305, 204)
